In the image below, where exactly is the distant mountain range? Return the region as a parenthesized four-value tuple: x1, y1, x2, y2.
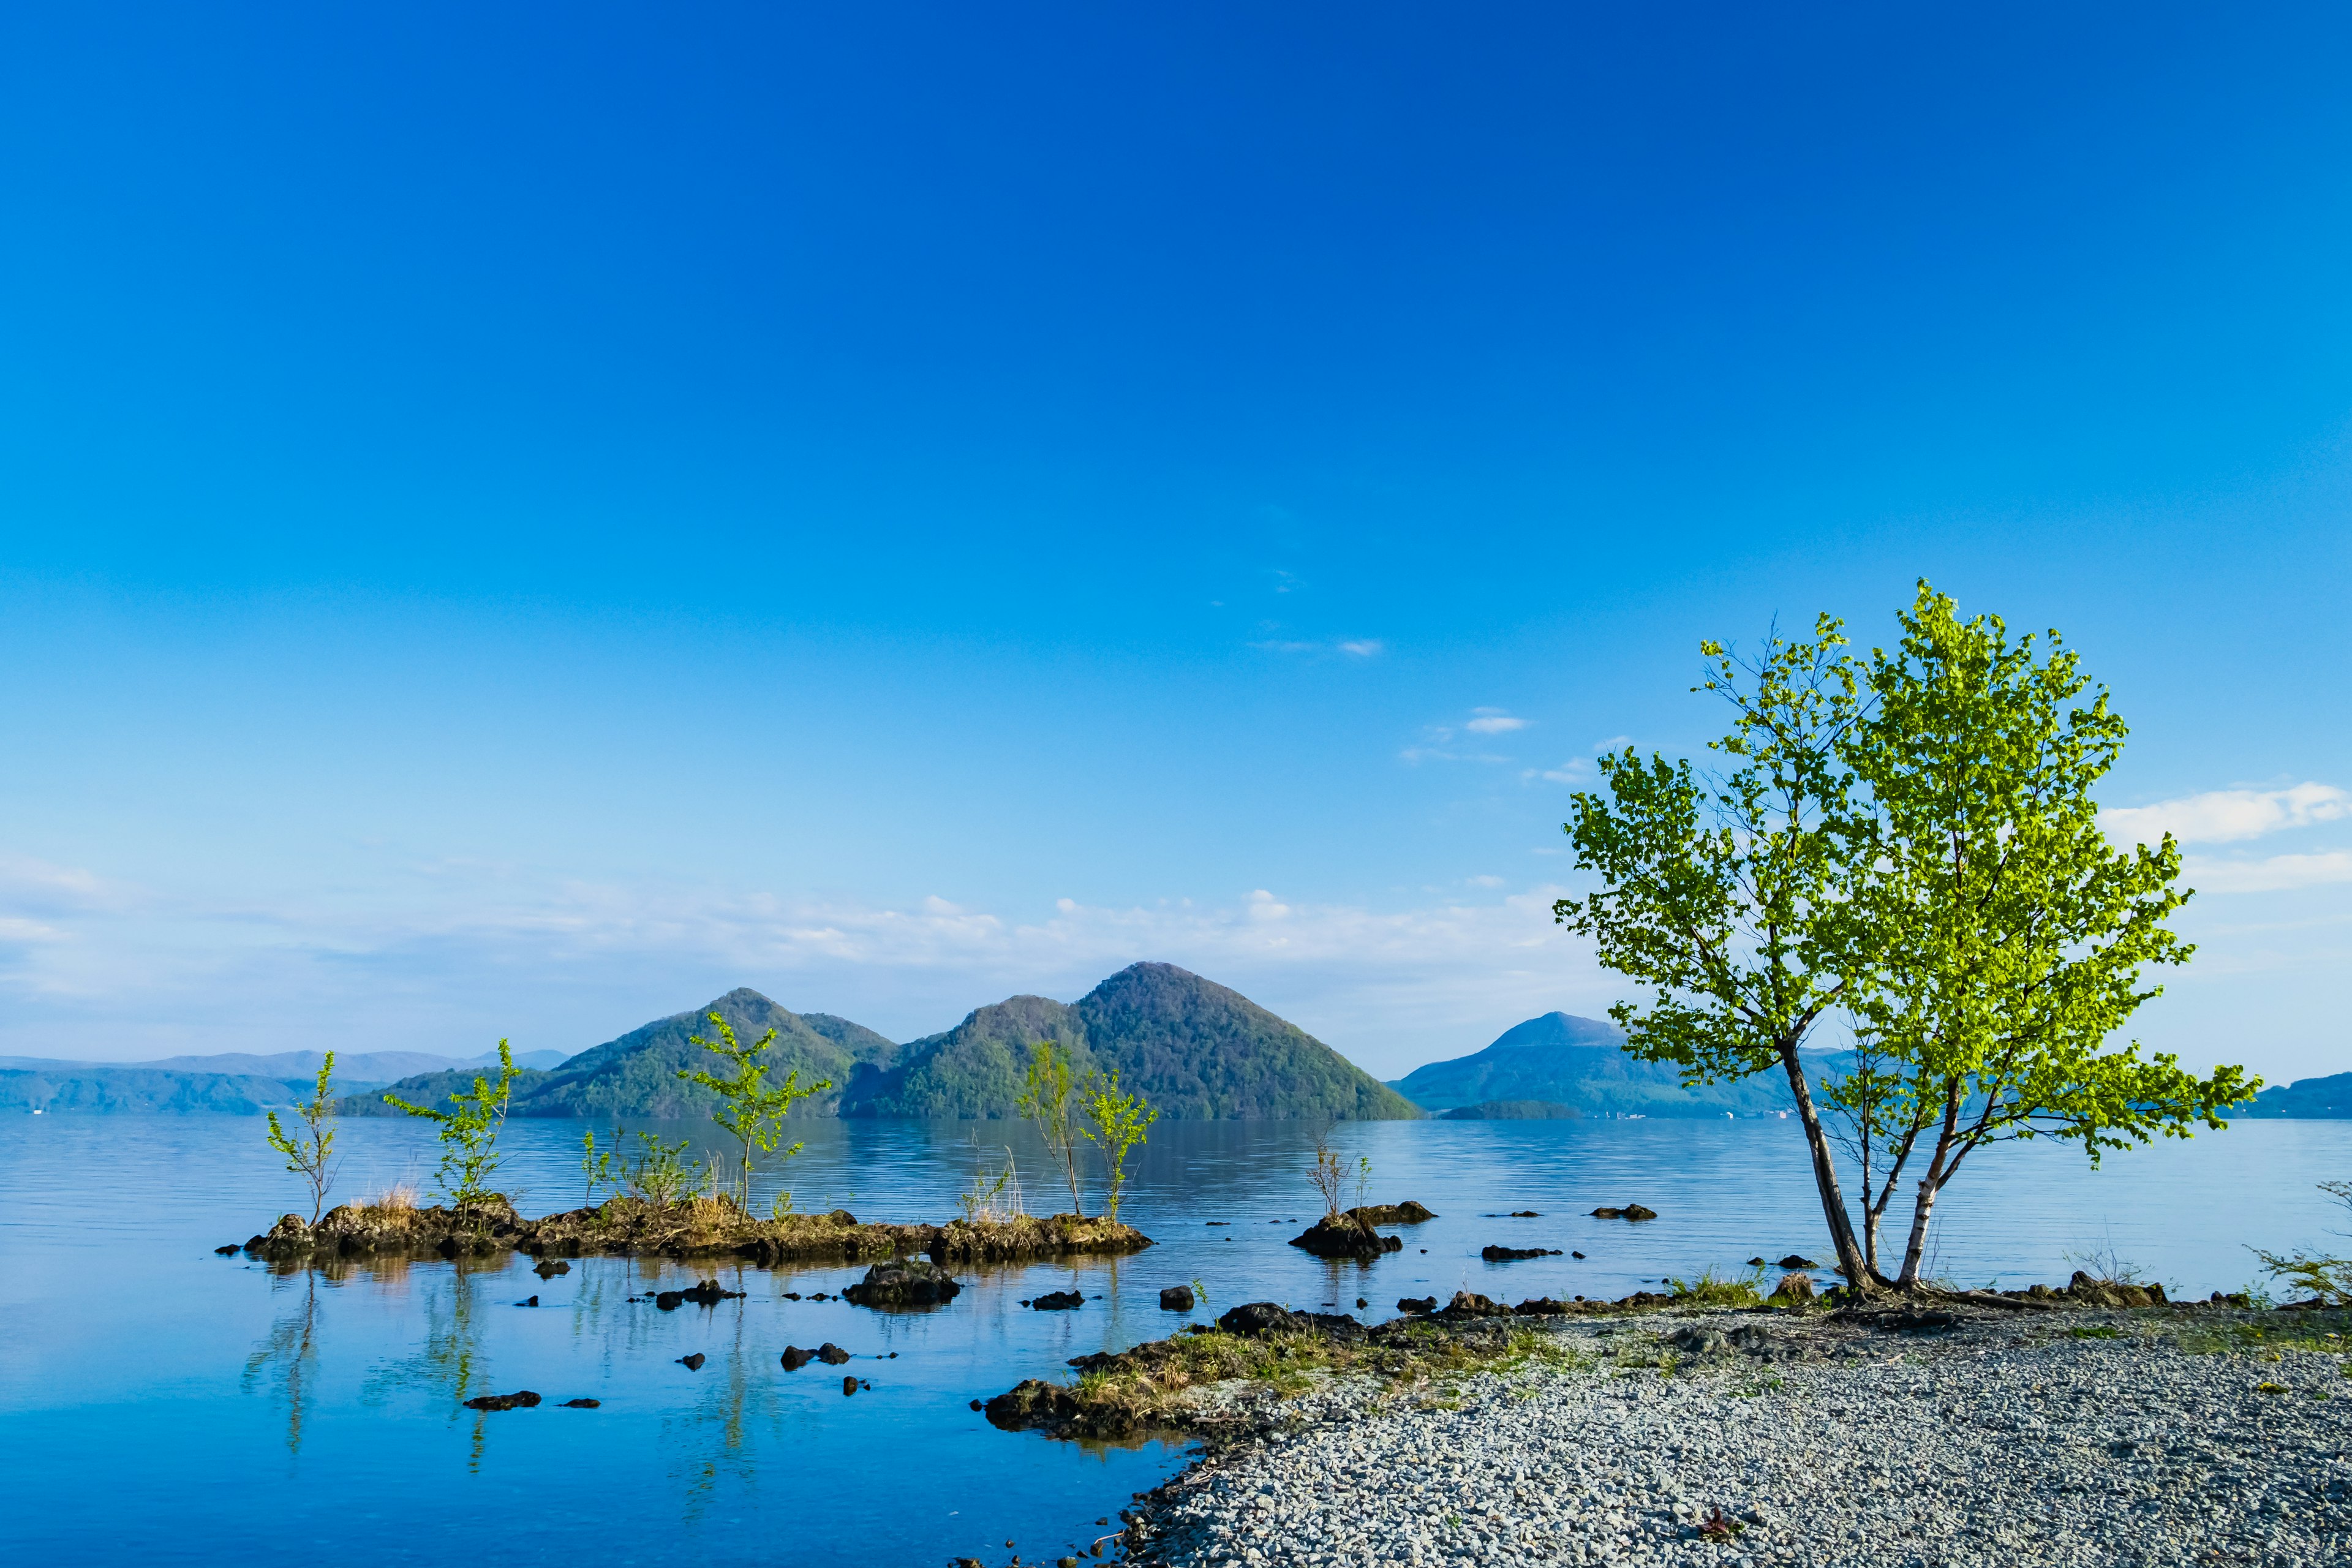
(0, 1046, 571, 1115)
(353, 963, 1417, 1122)
(2237, 1072, 2352, 1119)
(1387, 1011, 1819, 1118)
(13, 979, 2339, 1123)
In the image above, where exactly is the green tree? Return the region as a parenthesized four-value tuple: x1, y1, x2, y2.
(1553, 616, 1878, 1287)
(1842, 584, 2254, 1287)
(678, 1011, 829, 1203)
(266, 1053, 342, 1222)
(1080, 1069, 1157, 1221)
(384, 1041, 524, 1222)
(1016, 1039, 1087, 1217)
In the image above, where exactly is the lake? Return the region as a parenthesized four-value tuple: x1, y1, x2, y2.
(4, 1113, 2346, 1566)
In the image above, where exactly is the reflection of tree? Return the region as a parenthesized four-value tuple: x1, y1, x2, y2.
(241, 1270, 322, 1458)
(360, 1258, 494, 1468)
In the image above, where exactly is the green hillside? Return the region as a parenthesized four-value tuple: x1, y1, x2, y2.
(842, 994, 1094, 1118)
(844, 963, 1418, 1120)
(345, 989, 900, 1118)
(2238, 1072, 2352, 1118)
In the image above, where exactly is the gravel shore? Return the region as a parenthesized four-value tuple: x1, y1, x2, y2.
(1123, 1305, 2352, 1567)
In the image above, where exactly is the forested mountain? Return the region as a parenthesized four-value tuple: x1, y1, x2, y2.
(345, 989, 900, 1118)
(0, 1066, 308, 1115)
(842, 963, 1418, 1120)
(1389, 1011, 1817, 1118)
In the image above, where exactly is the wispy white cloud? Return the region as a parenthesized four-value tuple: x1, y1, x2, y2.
(0, 853, 1608, 1076)
(1532, 758, 1592, 785)
(1465, 711, 1529, 735)
(2105, 783, 2350, 846)
(2184, 851, 2352, 895)
(1251, 636, 1384, 658)
(1336, 639, 1383, 658)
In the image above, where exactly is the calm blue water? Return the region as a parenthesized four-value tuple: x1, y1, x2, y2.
(3, 1114, 2347, 1566)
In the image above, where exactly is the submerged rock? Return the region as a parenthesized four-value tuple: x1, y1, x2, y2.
(1396, 1295, 1438, 1314)
(1159, 1285, 1196, 1311)
(781, 1346, 815, 1371)
(1030, 1289, 1085, 1311)
(1778, 1254, 1819, 1269)
(677, 1353, 706, 1370)
(817, 1343, 851, 1365)
(464, 1390, 542, 1411)
(1480, 1244, 1563, 1261)
(1345, 1200, 1436, 1226)
(560, 1397, 600, 1408)
(1288, 1213, 1403, 1259)
(841, 1375, 859, 1395)
(533, 1258, 571, 1278)
(843, 1258, 963, 1308)
(1590, 1204, 1657, 1221)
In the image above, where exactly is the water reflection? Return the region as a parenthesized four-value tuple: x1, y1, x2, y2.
(240, 1272, 322, 1457)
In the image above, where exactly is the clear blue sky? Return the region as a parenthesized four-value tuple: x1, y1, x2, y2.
(2, 4, 2346, 1081)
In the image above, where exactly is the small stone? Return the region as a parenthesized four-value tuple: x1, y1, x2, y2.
(841, 1375, 858, 1395)
(677, 1353, 704, 1370)
(560, 1397, 600, 1408)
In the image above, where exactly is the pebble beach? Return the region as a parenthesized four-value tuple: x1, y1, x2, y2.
(1121, 1305, 2352, 1568)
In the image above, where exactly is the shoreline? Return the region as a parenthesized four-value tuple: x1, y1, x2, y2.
(1112, 1300, 2352, 1566)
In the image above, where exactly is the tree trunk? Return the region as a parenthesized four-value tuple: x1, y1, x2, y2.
(1897, 1085, 1964, 1287)
(1778, 1044, 1872, 1292)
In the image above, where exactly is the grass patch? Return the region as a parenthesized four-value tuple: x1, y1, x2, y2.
(1665, 1266, 1768, 1308)
(2070, 1325, 2120, 1340)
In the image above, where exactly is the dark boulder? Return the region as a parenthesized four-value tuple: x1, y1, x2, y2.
(1438, 1291, 1505, 1319)
(841, 1375, 859, 1395)
(534, 1259, 571, 1278)
(560, 1398, 600, 1408)
(1509, 1210, 1540, 1217)
(1396, 1295, 1438, 1314)
(817, 1343, 851, 1365)
(1289, 1213, 1403, 1259)
(781, 1346, 815, 1371)
(1217, 1302, 1303, 1336)
(214, 1245, 239, 1256)
(464, 1390, 542, 1411)
(1770, 1273, 1817, 1303)
(1345, 1200, 1436, 1226)
(1480, 1245, 1563, 1261)
(1030, 1289, 1085, 1311)
(516, 1295, 540, 1307)
(1514, 1298, 1573, 1315)
(657, 1278, 745, 1311)
(826, 1208, 857, 1225)
(1159, 1285, 1196, 1311)
(1777, 1254, 1819, 1270)
(677, 1353, 705, 1370)
(1590, 1204, 1657, 1221)
(985, 1378, 1085, 1433)
(843, 1259, 963, 1308)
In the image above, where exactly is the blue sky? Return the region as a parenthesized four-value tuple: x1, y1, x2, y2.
(2, 4, 2347, 1081)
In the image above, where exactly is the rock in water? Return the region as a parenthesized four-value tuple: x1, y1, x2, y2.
(1217, 1302, 1306, 1336)
(533, 1258, 571, 1277)
(214, 1245, 238, 1255)
(781, 1346, 815, 1371)
(1396, 1295, 1438, 1314)
(677, 1353, 705, 1371)
(1771, 1272, 1817, 1303)
(560, 1398, 600, 1408)
(1480, 1244, 1563, 1261)
(841, 1375, 858, 1395)
(1438, 1291, 1504, 1319)
(1590, 1204, 1658, 1221)
(816, 1343, 851, 1365)
(843, 1259, 964, 1308)
(1159, 1284, 1196, 1310)
(1288, 1213, 1403, 1258)
(1030, 1289, 1085, 1311)
(1777, 1254, 1819, 1269)
(1344, 1200, 1436, 1225)
(464, 1390, 542, 1411)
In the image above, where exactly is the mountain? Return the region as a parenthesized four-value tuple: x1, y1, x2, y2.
(1436, 1099, 1584, 1120)
(344, 989, 900, 1118)
(2238, 1072, 2352, 1118)
(1, 1066, 307, 1115)
(843, 962, 1418, 1120)
(1389, 1012, 1813, 1118)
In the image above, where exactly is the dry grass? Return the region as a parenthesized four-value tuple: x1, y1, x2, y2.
(368, 1182, 419, 1213)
